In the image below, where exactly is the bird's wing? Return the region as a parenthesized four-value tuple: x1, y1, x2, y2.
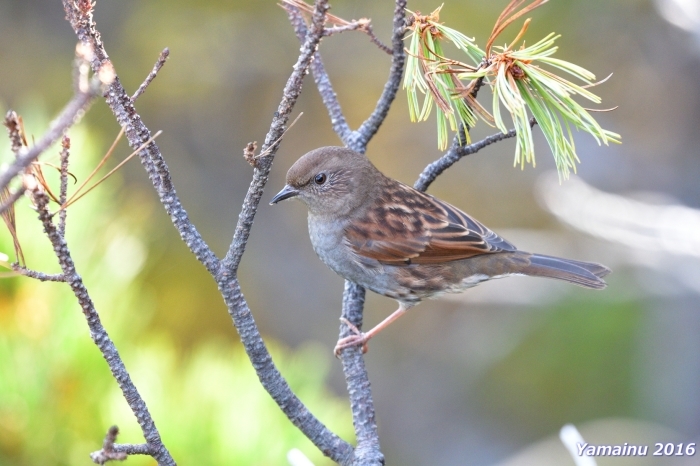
(344, 183, 517, 265)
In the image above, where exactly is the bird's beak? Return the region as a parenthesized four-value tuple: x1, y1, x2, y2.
(270, 184, 300, 205)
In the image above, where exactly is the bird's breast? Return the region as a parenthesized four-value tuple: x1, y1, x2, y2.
(307, 213, 349, 271)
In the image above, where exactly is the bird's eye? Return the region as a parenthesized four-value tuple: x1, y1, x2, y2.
(314, 173, 327, 185)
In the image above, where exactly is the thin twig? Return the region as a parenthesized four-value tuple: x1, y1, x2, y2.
(323, 22, 392, 55)
(0, 76, 104, 193)
(4, 110, 25, 154)
(62, 0, 220, 277)
(89, 426, 151, 464)
(131, 48, 170, 101)
(351, 0, 407, 152)
(286, 6, 353, 144)
(12, 264, 65, 282)
(29, 184, 174, 465)
(63, 0, 354, 463)
(58, 136, 70, 236)
(414, 118, 538, 192)
(282, 0, 392, 54)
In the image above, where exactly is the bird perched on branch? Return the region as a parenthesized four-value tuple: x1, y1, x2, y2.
(271, 146, 610, 356)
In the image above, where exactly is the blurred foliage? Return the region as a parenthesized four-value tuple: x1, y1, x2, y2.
(477, 297, 642, 442)
(0, 104, 352, 465)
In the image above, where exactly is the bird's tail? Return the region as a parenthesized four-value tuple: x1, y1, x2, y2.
(521, 253, 611, 289)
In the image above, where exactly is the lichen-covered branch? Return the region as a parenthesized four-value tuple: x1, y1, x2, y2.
(286, 1, 407, 464)
(131, 48, 170, 101)
(62, 0, 355, 462)
(89, 426, 151, 464)
(350, 0, 406, 152)
(62, 0, 220, 276)
(12, 265, 65, 282)
(286, 6, 353, 145)
(414, 118, 537, 192)
(414, 129, 515, 191)
(28, 186, 174, 465)
(0, 77, 102, 194)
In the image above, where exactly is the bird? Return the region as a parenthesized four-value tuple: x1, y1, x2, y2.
(270, 146, 610, 355)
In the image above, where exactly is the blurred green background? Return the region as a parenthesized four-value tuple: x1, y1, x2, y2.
(1, 0, 700, 465)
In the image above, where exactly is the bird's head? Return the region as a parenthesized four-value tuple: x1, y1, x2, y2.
(270, 146, 379, 218)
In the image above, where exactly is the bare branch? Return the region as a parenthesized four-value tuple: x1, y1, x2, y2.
(361, 24, 393, 55)
(27, 183, 174, 465)
(62, 0, 220, 276)
(286, 0, 406, 153)
(338, 282, 384, 465)
(286, 6, 353, 144)
(351, 0, 406, 152)
(64, 0, 354, 462)
(89, 426, 152, 464)
(12, 264, 65, 282)
(0, 82, 102, 193)
(4, 110, 24, 153)
(414, 118, 538, 192)
(323, 22, 392, 55)
(283, 0, 392, 54)
(131, 48, 170, 101)
(89, 426, 127, 464)
(58, 136, 70, 236)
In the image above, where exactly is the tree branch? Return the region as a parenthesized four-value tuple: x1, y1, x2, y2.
(12, 264, 65, 282)
(338, 282, 384, 465)
(286, 0, 406, 153)
(131, 48, 170, 101)
(27, 185, 174, 465)
(414, 118, 537, 192)
(62, 0, 220, 276)
(286, 1, 409, 463)
(286, 6, 353, 145)
(63, 0, 356, 463)
(89, 426, 152, 464)
(414, 129, 515, 191)
(350, 0, 406, 152)
(0, 76, 102, 193)
(58, 135, 70, 236)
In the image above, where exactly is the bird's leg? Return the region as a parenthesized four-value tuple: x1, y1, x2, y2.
(334, 303, 410, 357)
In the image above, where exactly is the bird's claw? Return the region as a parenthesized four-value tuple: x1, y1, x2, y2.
(334, 318, 369, 357)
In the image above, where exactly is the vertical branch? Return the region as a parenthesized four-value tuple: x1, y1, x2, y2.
(350, 0, 406, 152)
(62, 0, 220, 276)
(216, 1, 356, 462)
(338, 282, 384, 465)
(29, 186, 175, 466)
(58, 135, 70, 236)
(284, 1, 408, 463)
(285, 6, 353, 145)
(64, 0, 355, 463)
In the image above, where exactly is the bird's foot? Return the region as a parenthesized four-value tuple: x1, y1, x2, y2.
(334, 317, 369, 357)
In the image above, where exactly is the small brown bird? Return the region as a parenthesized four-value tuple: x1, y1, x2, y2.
(271, 147, 610, 355)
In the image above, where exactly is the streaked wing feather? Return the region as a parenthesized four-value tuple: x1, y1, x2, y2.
(344, 181, 516, 266)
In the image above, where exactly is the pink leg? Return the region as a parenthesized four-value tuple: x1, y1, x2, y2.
(334, 302, 411, 357)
